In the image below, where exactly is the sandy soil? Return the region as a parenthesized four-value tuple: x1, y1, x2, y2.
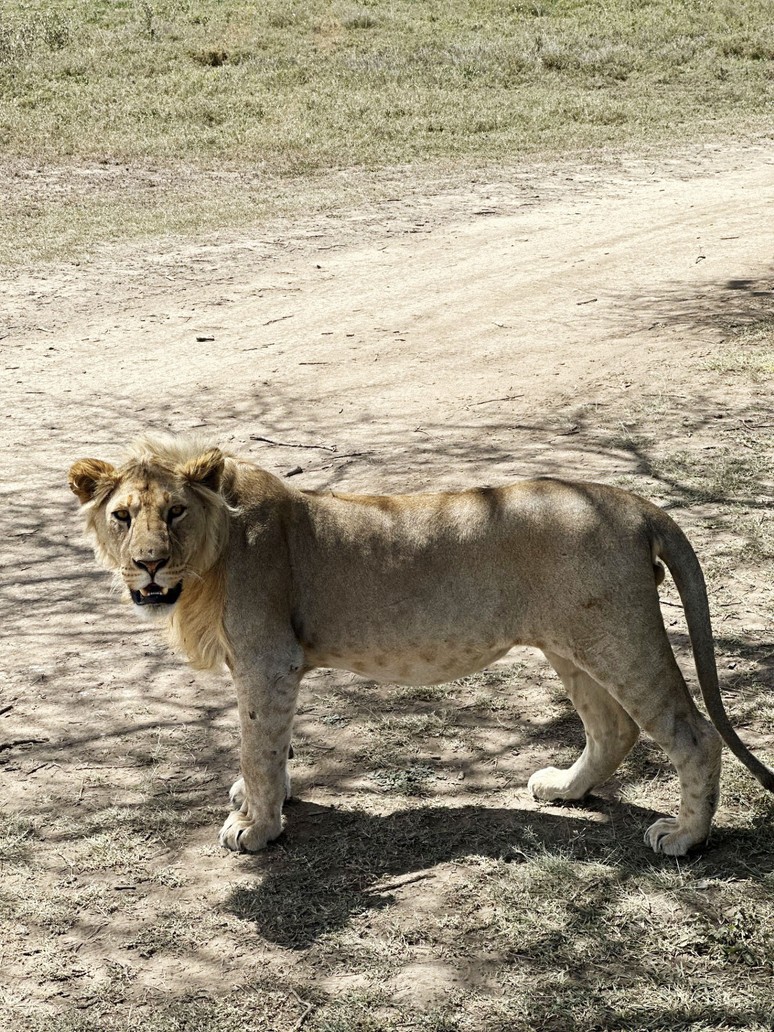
(1, 140, 773, 1022)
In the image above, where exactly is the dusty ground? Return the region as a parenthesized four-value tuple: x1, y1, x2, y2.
(1, 140, 773, 1027)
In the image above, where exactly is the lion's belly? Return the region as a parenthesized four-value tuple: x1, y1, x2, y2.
(307, 642, 514, 686)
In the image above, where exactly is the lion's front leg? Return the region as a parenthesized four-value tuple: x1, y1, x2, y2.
(228, 745, 293, 810)
(219, 661, 302, 853)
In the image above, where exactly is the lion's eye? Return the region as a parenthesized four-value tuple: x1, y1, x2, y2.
(112, 509, 131, 525)
(168, 504, 186, 521)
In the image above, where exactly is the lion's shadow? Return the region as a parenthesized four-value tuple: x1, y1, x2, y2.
(222, 796, 774, 949)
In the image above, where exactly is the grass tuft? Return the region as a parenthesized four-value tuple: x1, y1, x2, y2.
(190, 47, 230, 67)
(343, 9, 380, 30)
(0, 814, 38, 864)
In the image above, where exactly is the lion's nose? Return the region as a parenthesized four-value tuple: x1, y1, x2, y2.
(133, 557, 168, 577)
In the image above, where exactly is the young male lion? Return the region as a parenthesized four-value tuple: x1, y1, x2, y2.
(68, 434, 774, 856)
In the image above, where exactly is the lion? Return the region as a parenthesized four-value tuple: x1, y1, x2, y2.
(68, 434, 774, 856)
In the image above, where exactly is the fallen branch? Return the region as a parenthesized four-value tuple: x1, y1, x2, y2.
(250, 436, 337, 452)
(373, 872, 436, 893)
(0, 737, 48, 753)
(290, 989, 315, 1031)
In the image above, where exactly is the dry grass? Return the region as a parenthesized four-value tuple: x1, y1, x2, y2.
(1, 0, 771, 167)
(1, 0, 773, 262)
(704, 320, 774, 382)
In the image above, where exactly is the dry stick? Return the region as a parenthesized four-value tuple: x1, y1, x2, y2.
(374, 872, 436, 893)
(250, 436, 338, 452)
(25, 762, 55, 775)
(262, 314, 295, 326)
(473, 394, 526, 405)
(0, 737, 48, 753)
(289, 990, 315, 1030)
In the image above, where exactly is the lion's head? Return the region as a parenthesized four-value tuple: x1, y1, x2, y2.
(68, 435, 232, 668)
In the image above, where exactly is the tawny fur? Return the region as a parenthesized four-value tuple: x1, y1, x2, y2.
(69, 434, 774, 859)
(169, 561, 232, 671)
(69, 434, 232, 669)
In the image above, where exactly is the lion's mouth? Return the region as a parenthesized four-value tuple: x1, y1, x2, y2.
(130, 582, 183, 607)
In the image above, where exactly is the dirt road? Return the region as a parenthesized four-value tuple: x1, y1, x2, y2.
(3, 142, 772, 494)
(1, 141, 772, 1020)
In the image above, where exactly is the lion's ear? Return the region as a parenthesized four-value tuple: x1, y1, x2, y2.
(180, 448, 224, 493)
(68, 459, 119, 504)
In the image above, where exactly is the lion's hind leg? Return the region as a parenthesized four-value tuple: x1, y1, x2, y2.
(528, 650, 640, 802)
(635, 694, 721, 857)
(574, 636, 722, 857)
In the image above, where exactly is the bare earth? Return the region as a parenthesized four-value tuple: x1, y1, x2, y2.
(1, 141, 773, 1024)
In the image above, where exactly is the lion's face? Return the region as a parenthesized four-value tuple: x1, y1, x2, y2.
(68, 443, 227, 618)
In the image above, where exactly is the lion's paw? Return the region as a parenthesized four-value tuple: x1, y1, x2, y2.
(644, 817, 703, 856)
(528, 766, 585, 802)
(219, 809, 283, 853)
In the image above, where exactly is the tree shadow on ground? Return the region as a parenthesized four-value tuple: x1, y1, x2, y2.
(637, 271, 773, 335)
(224, 795, 774, 951)
(7, 337, 772, 876)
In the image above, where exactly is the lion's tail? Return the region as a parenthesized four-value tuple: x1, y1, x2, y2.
(649, 508, 774, 793)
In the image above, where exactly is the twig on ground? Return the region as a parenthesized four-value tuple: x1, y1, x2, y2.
(373, 872, 436, 893)
(290, 989, 315, 1030)
(473, 394, 525, 405)
(263, 314, 295, 326)
(250, 436, 338, 452)
(0, 738, 48, 753)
